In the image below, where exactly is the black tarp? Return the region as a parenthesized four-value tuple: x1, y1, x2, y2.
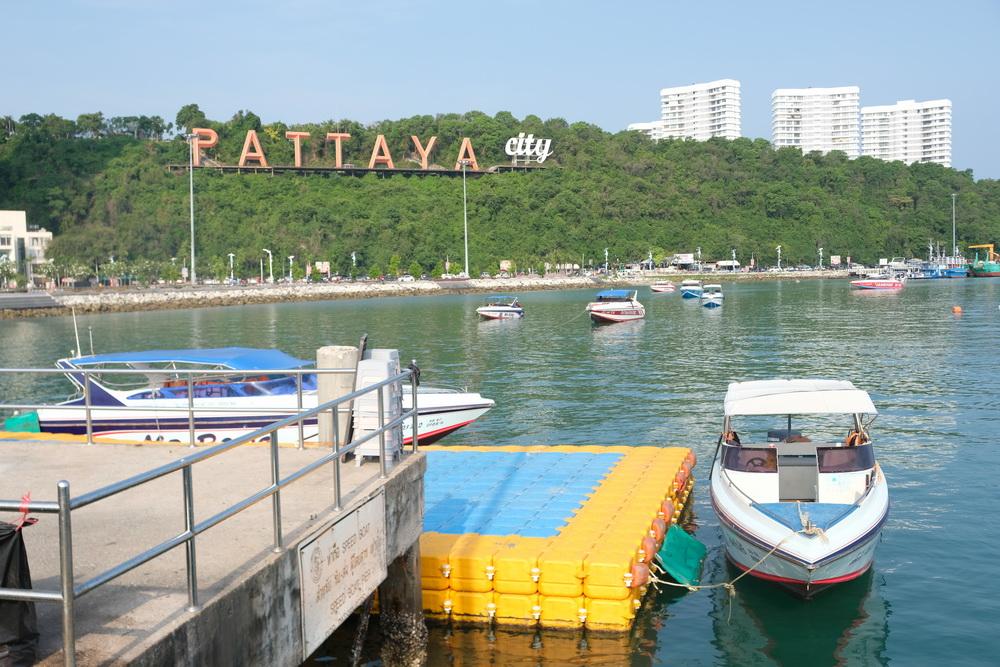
(0, 521, 37, 666)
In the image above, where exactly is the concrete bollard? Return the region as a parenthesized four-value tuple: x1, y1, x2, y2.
(317, 345, 359, 447)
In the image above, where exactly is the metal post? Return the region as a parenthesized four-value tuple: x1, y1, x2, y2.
(462, 162, 469, 277)
(952, 193, 958, 257)
(188, 135, 196, 285)
(332, 406, 341, 511)
(57, 481, 76, 667)
(182, 466, 199, 611)
(296, 373, 304, 450)
(410, 361, 419, 453)
(270, 432, 283, 551)
(187, 376, 196, 448)
(378, 387, 387, 479)
(83, 375, 93, 446)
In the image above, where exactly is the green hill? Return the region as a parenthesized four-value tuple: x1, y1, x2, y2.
(1, 107, 997, 280)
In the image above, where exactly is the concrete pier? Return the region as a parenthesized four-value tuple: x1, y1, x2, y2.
(1, 438, 424, 665)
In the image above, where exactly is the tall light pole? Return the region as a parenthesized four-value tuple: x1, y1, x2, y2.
(696, 246, 702, 271)
(951, 193, 958, 256)
(731, 248, 736, 273)
(459, 159, 471, 277)
(287, 255, 294, 282)
(262, 248, 273, 283)
(604, 247, 609, 274)
(259, 257, 263, 283)
(186, 134, 197, 285)
(227, 253, 235, 282)
(818, 247, 824, 270)
(776, 245, 782, 270)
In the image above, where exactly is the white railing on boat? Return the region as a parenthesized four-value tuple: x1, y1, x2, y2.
(0, 365, 419, 667)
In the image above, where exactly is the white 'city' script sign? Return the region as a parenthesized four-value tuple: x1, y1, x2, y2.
(505, 133, 554, 164)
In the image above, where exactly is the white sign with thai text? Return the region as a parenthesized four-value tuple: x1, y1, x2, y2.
(299, 492, 387, 657)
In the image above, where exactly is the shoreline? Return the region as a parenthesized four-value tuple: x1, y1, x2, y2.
(1, 270, 850, 319)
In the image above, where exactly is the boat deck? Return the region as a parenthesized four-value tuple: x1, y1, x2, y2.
(419, 445, 695, 631)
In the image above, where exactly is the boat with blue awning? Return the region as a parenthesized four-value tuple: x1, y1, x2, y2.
(585, 289, 645, 324)
(680, 279, 703, 298)
(476, 295, 525, 320)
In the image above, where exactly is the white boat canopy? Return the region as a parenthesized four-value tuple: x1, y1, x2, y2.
(724, 379, 877, 416)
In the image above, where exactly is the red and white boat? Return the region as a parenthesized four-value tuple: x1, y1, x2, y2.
(849, 275, 905, 290)
(586, 289, 645, 323)
(650, 281, 676, 293)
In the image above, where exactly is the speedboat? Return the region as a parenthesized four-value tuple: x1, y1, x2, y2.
(585, 289, 645, 323)
(710, 379, 889, 597)
(650, 281, 676, 293)
(701, 284, 724, 308)
(476, 295, 524, 320)
(679, 279, 703, 299)
(849, 275, 904, 290)
(29, 348, 495, 445)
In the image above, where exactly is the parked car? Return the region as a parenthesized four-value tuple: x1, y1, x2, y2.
(399, 274, 415, 282)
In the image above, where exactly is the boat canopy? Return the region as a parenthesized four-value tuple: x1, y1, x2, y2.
(595, 289, 635, 300)
(64, 347, 313, 371)
(724, 379, 877, 416)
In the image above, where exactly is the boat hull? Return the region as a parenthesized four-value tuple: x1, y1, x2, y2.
(650, 284, 676, 293)
(476, 306, 524, 320)
(588, 309, 645, 323)
(680, 289, 703, 299)
(850, 279, 904, 290)
(968, 264, 1000, 277)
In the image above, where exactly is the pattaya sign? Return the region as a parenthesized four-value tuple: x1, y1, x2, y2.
(189, 128, 552, 171)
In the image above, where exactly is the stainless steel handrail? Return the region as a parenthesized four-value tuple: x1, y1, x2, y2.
(0, 364, 417, 667)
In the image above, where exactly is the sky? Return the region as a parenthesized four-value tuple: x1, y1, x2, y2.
(4, 0, 999, 178)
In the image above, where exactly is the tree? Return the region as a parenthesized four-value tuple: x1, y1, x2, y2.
(387, 254, 401, 277)
(368, 264, 382, 280)
(407, 261, 422, 277)
(76, 112, 105, 138)
(175, 104, 207, 134)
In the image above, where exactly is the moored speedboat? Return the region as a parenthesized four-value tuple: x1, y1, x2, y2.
(680, 279, 703, 299)
(710, 379, 889, 597)
(650, 281, 676, 293)
(27, 348, 494, 445)
(476, 295, 524, 320)
(850, 275, 905, 290)
(701, 284, 724, 308)
(585, 289, 645, 323)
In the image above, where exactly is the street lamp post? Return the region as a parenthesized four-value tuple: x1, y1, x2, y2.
(259, 258, 263, 283)
(287, 255, 294, 282)
(227, 253, 235, 282)
(186, 134, 197, 285)
(776, 245, 782, 270)
(731, 248, 736, 273)
(696, 246, 702, 271)
(262, 248, 273, 283)
(459, 159, 471, 278)
(818, 247, 824, 270)
(951, 193, 958, 257)
(604, 247, 609, 274)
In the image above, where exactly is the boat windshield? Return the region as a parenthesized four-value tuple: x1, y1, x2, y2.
(722, 445, 778, 473)
(817, 445, 875, 472)
(128, 373, 318, 400)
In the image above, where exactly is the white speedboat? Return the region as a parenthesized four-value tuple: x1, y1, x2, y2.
(650, 281, 676, 293)
(476, 295, 524, 320)
(710, 379, 889, 597)
(585, 289, 645, 324)
(680, 279, 703, 299)
(701, 284, 724, 308)
(30, 348, 494, 445)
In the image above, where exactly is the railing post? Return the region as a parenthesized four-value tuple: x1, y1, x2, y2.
(83, 375, 93, 446)
(182, 466, 199, 611)
(332, 405, 342, 511)
(270, 431, 283, 552)
(377, 386, 387, 479)
(296, 372, 304, 450)
(186, 376, 196, 448)
(57, 481, 76, 667)
(410, 360, 419, 453)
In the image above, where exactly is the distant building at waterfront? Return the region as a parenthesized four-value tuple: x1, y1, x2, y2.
(771, 86, 860, 158)
(860, 99, 952, 168)
(0, 210, 52, 279)
(628, 79, 742, 141)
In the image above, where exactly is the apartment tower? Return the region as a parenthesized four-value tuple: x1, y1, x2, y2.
(861, 99, 952, 167)
(771, 86, 860, 157)
(628, 79, 742, 141)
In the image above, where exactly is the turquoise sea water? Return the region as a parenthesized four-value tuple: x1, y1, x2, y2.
(2, 279, 998, 665)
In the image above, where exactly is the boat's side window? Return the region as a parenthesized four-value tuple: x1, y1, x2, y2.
(817, 445, 875, 473)
(722, 446, 778, 473)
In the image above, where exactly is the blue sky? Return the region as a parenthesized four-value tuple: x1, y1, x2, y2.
(5, 0, 999, 178)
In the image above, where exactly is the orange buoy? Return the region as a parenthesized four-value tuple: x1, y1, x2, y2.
(660, 499, 675, 520)
(952, 305, 963, 314)
(640, 535, 658, 562)
(630, 562, 650, 588)
(650, 517, 668, 542)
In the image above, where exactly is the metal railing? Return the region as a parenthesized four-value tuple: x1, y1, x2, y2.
(0, 366, 419, 666)
(0, 366, 393, 449)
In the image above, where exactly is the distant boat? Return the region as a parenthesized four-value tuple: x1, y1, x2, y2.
(850, 275, 905, 290)
(650, 281, 676, 293)
(680, 279, 704, 299)
(476, 295, 524, 320)
(701, 284, 724, 308)
(967, 244, 1000, 277)
(585, 289, 645, 324)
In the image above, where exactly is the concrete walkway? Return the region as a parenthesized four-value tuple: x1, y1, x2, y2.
(1, 438, 408, 665)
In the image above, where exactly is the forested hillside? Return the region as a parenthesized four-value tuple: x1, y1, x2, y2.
(1, 107, 997, 280)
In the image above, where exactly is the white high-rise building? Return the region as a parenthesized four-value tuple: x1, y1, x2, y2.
(771, 86, 860, 157)
(860, 99, 952, 168)
(628, 79, 741, 141)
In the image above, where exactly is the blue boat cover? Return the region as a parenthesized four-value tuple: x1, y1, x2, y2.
(595, 289, 633, 299)
(68, 347, 313, 370)
(753, 502, 857, 532)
